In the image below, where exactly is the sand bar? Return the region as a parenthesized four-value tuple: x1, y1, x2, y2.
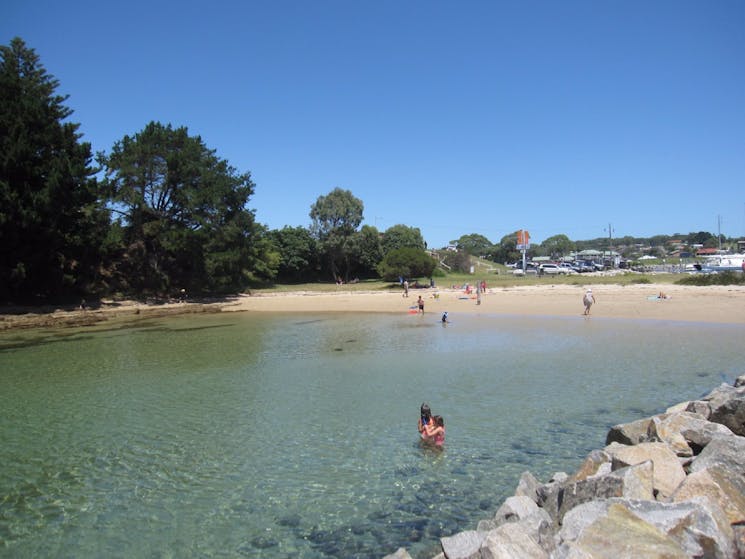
(1, 283, 743, 330)
(225, 283, 745, 324)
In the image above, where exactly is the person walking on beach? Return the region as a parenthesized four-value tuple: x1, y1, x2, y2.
(417, 295, 424, 314)
(583, 289, 596, 315)
(403, 279, 409, 298)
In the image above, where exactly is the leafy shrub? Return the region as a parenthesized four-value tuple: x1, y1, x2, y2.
(630, 277, 652, 284)
(377, 248, 436, 282)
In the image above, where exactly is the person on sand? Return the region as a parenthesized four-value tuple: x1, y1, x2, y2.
(403, 279, 409, 298)
(417, 295, 424, 314)
(418, 403, 432, 440)
(583, 289, 596, 315)
(425, 415, 445, 447)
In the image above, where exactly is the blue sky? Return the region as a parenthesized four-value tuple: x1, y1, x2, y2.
(4, 1, 744, 248)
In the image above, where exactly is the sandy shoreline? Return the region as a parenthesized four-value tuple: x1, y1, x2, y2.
(222, 283, 745, 324)
(1, 283, 743, 330)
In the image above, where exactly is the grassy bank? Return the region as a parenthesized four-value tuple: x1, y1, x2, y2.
(248, 272, 681, 295)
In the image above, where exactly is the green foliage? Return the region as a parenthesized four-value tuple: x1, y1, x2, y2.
(539, 234, 575, 259)
(455, 233, 493, 257)
(352, 225, 383, 278)
(630, 277, 652, 284)
(377, 248, 436, 281)
(99, 121, 272, 295)
(0, 38, 109, 302)
(269, 226, 320, 283)
(309, 188, 364, 281)
(676, 271, 745, 286)
(493, 231, 530, 264)
(381, 224, 424, 255)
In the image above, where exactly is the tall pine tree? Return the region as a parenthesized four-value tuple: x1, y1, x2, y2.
(0, 38, 107, 302)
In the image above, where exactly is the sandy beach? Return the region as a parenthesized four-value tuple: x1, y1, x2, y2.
(1, 283, 743, 330)
(222, 283, 745, 325)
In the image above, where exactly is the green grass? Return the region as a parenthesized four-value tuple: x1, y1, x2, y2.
(247, 271, 683, 294)
(676, 271, 745, 286)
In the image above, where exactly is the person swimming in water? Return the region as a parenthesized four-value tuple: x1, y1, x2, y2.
(425, 415, 445, 447)
(418, 403, 432, 440)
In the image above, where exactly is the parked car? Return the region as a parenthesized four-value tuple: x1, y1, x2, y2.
(558, 263, 578, 274)
(538, 263, 564, 275)
(577, 261, 597, 273)
(512, 262, 538, 276)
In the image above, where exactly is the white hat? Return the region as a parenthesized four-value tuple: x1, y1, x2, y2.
(586, 289, 592, 293)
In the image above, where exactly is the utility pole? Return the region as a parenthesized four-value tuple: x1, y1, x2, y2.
(717, 215, 722, 251)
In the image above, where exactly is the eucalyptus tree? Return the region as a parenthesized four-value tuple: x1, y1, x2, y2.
(269, 226, 320, 283)
(99, 121, 275, 295)
(381, 224, 425, 255)
(309, 188, 364, 281)
(455, 233, 493, 257)
(377, 247, 436, 282)
(0, 37, 108, 302)
(351, 225, 383, 278)
(540, 234, 575, 260)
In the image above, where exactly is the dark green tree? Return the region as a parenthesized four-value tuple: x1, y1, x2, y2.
(377, 247, 436, 282)
(455, 233, 493, 257)
(381, 224, 425, 255)
(0, 37, 108, 302)
(494, 232, 523, 264)
(99, 121, 274, 295)
(351, 225, 383, 278)
(540, 234, 575, 259)
(269, 226, 320, 283)
(309, 188, 364, 281)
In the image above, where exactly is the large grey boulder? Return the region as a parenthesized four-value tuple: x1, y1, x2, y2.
(484, 495, 555, 552)
(622, 497, 734, 558)
(514, 470, 541, 503)
(556, 498, 734, 559)
(688, 434, 745, 476)
(439, 530, 486, 559)
(493, 495, 545, 524)
(555, 501, 689, 559)
(709, 394, 745, 437)
(558, 461, 654, 521)
(671, 465, 745, 525)
(605, 442, 687, 499)
(648, 411, 733, 457)
(685, 400, 713, 419)
(701, 383, 745, 436)
(570, 449, 611, 482)
(481, 521, 549, 559)
(605, 416, 652, 446)
(382, 548, 412, 559)
(535, 476, 567, 525)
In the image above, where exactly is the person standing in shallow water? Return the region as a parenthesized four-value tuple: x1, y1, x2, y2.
(417, 295, 424, 314)
(418, 403, 432, 440)
(583, 289, 596, 315)
(425, 415, 445, 447)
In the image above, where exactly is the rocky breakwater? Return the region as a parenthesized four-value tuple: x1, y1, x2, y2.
(385, 375, 745, 559)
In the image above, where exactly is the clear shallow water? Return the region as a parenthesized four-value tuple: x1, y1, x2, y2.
(0, 312, 742, 558)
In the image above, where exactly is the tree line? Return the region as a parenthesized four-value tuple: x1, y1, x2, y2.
(1, 39, 440, 303)
(1, 38, 733, 304)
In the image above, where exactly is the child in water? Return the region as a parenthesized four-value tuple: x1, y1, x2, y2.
(425, 415, 445, 447)
(418, 403, 432, 439)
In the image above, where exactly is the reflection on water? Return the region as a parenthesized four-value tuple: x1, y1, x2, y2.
(0, 312, 742, 558)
